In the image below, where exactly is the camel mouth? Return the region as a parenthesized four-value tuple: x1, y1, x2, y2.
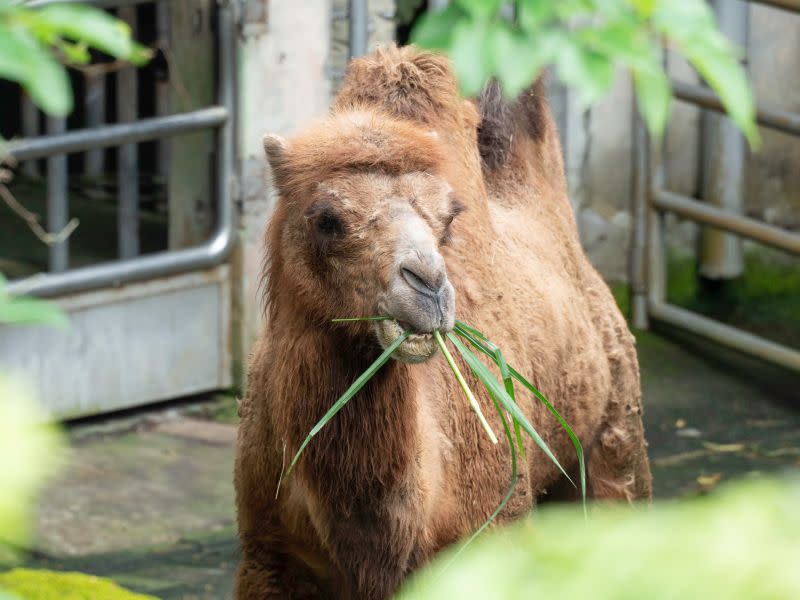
(374, 319, 438, 364)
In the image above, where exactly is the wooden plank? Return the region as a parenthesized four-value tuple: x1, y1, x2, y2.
(167, 0, 215, 250)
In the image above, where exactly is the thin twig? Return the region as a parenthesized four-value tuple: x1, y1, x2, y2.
(71, 58, 129, 77)
(0, 165, 79, 246)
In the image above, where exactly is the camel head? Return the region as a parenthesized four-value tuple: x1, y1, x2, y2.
(263, 110, 461, 363)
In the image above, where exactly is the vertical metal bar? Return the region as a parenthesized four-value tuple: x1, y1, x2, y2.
(21, 95, 39, 178)
(630, 111, 649, 328)
(117, 5, 140, 259)
(84, 72, 106, 177)
(648, 123, 667, 305)
(348, 0, 368, 59)
(155, 0, 170, 179)
(699, 0, 748, 280)
(428, 0, 449, 10)
(46, 116, 68, 272)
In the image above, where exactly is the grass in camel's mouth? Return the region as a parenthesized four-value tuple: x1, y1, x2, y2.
(280, 317, 587, 554)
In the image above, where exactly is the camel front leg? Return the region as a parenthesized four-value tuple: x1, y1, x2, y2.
(323, 501, 433, 600)
(234, 546, 324, 600)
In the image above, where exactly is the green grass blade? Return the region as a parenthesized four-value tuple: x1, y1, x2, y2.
(494, 346, 525, 460)
(434, 330, 497, 445)
(454, 323, 587, 509)
(331, 316, 391, 323)
(284, 330, 411, 479)
(442, 385, 517, 570)
(454, 319, 489, 341)
(508, 364, 587, 514)
(447, 332, 574, 487)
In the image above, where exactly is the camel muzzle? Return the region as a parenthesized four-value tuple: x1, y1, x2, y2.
(382, 251, 456, 337)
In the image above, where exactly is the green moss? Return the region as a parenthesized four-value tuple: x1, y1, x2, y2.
(200, 393, 240, 424)
(0, 569, 156, 600)
(608, 282, 631, 319)
(666, 250, 800, 347)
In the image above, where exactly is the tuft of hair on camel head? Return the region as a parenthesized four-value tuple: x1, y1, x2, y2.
(333, 43, 462, 126)
(262, 109, 449, 200)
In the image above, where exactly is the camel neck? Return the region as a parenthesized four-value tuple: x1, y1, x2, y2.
(271, 320, 420, 505)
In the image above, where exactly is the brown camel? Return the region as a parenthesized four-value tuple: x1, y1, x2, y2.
(234, 45, 652, 599)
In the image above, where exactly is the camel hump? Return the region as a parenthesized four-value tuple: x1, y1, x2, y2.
(476, 77, 551, 171)
(334, 44, 463, 127)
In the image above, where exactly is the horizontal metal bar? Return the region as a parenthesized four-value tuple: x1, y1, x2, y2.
(7, 1, 236, 298)
(650, 300, 800, 372)
(653, 189, 800, 255)
(672, 80, 800, 136)
(6, 107, 228, 161)
(747, 0, 800, 13)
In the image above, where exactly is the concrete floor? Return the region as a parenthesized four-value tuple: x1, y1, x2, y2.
(22, 331, 800, 599)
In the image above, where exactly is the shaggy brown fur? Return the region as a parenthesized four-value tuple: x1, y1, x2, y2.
(235, 45, 652, 600)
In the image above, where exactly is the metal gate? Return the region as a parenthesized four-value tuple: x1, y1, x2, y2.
(631, 0, 800, 373)
(1, 0, 236, 418)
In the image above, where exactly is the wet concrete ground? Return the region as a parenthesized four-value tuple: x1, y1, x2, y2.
(22, 330, 800, 599)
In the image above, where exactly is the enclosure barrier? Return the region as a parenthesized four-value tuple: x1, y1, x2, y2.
(7, 0, 235, 298)
(631, 0, 800, 372)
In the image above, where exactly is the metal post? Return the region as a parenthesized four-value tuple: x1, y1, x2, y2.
(630, 112, 649, 328)
(117, 5, 140, 259)
(348, 0, 368, 59)
(648, 123, 667, 306)
(699, 0, 748, 281)
(84, 72, 106, 178)
(21, 95, 39, 178)
(46, 116, 68, 272)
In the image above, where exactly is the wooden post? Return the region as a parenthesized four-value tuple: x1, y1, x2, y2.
(168, 0, 215, 249)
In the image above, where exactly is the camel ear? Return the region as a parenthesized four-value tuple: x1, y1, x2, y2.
(263, 134, 290, 170)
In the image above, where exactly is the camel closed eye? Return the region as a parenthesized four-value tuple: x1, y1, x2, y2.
(439, 198, 465, 246)
(305, 201, 345, 251)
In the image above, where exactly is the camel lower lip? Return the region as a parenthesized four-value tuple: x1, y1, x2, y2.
(375, 319, 438, 363)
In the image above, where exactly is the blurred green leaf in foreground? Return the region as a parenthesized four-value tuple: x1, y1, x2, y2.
(0, 277, 66, 565)
(0, 0, 151, 118)
(399, 476, 800, 599)
(407, 0, 758, 146)
(0, 375, 63, 566)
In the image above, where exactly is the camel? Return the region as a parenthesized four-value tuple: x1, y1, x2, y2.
(234, 45, 652, 599)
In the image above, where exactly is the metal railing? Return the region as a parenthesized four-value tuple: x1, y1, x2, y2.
(631, 0, 800, 372)
(7, 0, 236, 298)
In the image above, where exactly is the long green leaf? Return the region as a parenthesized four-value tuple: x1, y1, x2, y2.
(441, 382, 517, 570)
(0, 297, 68, 328)
(493, 344, 525, 459)
(284, 330, 410, 478)
(434, 331, 497, 444)
(331, 316, 391, 323)
(454, 323, 586, 509)
(446, 332, 573, 486)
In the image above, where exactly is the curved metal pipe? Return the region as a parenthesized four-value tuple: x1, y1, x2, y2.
(8, 0, 236, 298)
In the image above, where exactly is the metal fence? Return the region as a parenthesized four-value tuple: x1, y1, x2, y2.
(6, 0, 235, 299)
(631, 0, 800, 372)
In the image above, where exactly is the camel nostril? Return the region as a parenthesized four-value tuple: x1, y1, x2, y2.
(401, 267, 438, 297)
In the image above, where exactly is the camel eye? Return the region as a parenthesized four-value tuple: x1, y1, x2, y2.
(440, 198, 465, 246)
(305, 201, 345, 254)
(316, 211, 342, 236)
